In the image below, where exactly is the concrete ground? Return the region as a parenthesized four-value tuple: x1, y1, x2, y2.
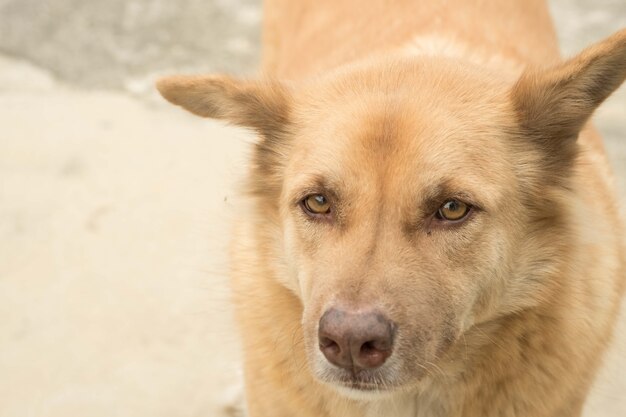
(0, 1, 624, 416)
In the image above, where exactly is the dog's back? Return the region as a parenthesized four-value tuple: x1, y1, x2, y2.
(263, 0, 559, 79)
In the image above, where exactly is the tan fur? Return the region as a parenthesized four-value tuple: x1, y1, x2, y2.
(157, 1, 626, 416)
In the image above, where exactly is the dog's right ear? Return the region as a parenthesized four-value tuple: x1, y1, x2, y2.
(156, 75, 291, 139)
(511, 29, 626, 174)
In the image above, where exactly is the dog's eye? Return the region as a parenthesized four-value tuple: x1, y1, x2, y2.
(302, 194, 331, 216)
(436, 199, 470, 221)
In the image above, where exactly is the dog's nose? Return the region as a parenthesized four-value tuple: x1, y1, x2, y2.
(318, 308, 395, 371)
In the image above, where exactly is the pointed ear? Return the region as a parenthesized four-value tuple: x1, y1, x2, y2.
(511, 29, 626, 150)
(156, 75, 291, 138)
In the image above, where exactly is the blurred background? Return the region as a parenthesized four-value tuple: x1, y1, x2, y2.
(0, 1, 625, 416)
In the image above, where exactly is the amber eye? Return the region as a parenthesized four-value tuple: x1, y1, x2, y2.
(303, 194, 331, 215)
(437, 199, 470, 221)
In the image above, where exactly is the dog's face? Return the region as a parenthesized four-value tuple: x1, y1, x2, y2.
(158, 30, 626, 396)
(277, 62, 523, 392)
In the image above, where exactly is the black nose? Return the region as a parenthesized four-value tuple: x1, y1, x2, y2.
(318, 308, 395, 371)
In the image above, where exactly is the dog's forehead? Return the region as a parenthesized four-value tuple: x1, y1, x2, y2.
(287, 88, 512, 210)
(293, 58, 512, 160)
(283, 60, 516, 209)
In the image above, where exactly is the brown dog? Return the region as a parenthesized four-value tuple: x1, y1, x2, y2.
(157, 1, 626, 416)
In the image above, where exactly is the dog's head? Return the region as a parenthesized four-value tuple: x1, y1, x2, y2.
(158, 30, 626, 396)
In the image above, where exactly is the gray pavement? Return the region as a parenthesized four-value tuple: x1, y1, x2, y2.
(0, 0, 261, 89)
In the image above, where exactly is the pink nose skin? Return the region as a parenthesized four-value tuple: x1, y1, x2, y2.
(318, 308, 395, 371)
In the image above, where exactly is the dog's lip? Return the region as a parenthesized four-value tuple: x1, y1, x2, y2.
(337, 379, 387, 391)
(329, 370, 399, 391)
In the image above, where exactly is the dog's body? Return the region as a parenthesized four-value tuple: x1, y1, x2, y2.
(262, 0, 559, 79)
(158, 1, 626, 416)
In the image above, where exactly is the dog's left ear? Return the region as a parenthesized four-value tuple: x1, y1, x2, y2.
(156, 75, 291, 139)
(511, 29, 626, 159)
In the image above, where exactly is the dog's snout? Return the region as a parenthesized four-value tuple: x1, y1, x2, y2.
(318, 308, 394, 371)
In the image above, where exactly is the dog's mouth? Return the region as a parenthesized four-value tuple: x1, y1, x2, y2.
(319, 367, 408, 395)
(322, 371, 411, 401)
(337, 376, 386, 391)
